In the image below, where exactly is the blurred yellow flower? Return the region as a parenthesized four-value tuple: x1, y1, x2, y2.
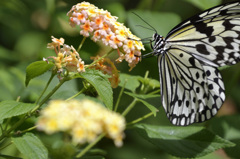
(37, 99, 126, 147)
(67, 2, 145, 70)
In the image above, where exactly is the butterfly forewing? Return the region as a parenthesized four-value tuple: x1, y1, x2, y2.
(154, 1, 240, 125)
(165, 2, 240, 67)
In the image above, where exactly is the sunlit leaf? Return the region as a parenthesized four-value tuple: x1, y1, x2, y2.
(0, 100, 35, 121)
(135, 124, 235, 158)
(25, 61, 54, 86)
(12, 133, 48, 159)
(76, 69, 113, 110)
(119, 73, 141, 92)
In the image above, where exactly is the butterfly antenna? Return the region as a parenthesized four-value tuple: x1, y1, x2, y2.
(135, 25, 156, 32)
(142, 51, 155, 58)
(132, 12, 157, 33)
(127, 37, 152, 42)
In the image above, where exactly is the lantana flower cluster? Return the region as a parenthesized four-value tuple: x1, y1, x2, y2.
(37, 99, 126, 147)
(46, 36, 85, 74)
(67, 2, 145, 70)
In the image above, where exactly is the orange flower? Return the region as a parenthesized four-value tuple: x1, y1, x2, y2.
(67, 2, 145, 70)
(90, 56, 120, 88)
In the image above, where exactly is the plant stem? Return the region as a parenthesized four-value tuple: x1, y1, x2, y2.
(85, 49, 114, 69)
(66, 87, 86, 101)
(0, 125, 3, 134)
(0, 154, 22, 159)
(127, 112, 154, 126)
(140, 71, 149, 92)
(0, 77, 68, 142)
(122, 98, 138, 117)
(148, 89, 160, 95)
(4, 118, 11, 131)
(114, 80, 126, 112)
(19, 126, 37, 134)
(77, 37, 87, 52)
(35, 72, 55, 104)
(76, 133, 105, 158)
(31, 77, 68, 114)
(0, 115, 27, 141)
(0, 141, 12, 151)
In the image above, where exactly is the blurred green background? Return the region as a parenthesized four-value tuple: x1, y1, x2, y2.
(1, 0, 240, 158)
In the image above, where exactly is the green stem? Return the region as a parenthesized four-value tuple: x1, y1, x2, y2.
(0, 125, 3, 133)
(4, 118, 11, 131)
(31, 77, 68, 114)
(0, 115, 27, 141)
(35, 72, 55, 104)
(0, 154, 21, 159)
(66, 87, 86, 101)
(0, 141, 12, 151)
(85, 49, 114, 69)
(114, 80, 126, 112)
(76, 133, 105, 158)
(148, 89, 160, 95)
(19, 126, 37, 134)
(0, 77, 68, 142)
(140, 71, 149, 92)
(77, 37, 87, 52)
(122, 98, 138, 117)
(127, 112, 154, 126)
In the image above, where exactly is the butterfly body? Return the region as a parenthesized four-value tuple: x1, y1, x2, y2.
(149, 1, 240, 126)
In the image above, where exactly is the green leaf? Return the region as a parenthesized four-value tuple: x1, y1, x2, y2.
(0, 101, 35, 121)
(208, 115, 240, 158)
(77, 69, 113, 110)
(125, 92, 158, 116)
(0, 154, 22, 159)
(137, 98, 158, 117)
(148, 78, 160, 89)
(81, 156, 105, 159)
(119, 73, 141, 92)
(124, 91, 160, 99)
(137, 76, 160, 89)
(135, 124, 235, 158)
(127, 10, 181, 38)
(25, 61, 54, 86)
(184, 0, 222, 10)
(12, 133, 48, 159)
(218, 65, 231, 71)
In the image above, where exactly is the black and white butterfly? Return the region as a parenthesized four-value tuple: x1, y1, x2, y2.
(144, 1, 240, 126)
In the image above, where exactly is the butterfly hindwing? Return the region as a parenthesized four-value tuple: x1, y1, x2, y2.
(158, 48, 225, 126)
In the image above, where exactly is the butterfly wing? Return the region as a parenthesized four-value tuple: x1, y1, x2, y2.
(158, 48, 225, 126)
(165, 1, 240, 67)
(157, 1, 240, 125)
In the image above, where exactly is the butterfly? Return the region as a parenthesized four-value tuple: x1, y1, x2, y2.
(143, 1, 240, 126)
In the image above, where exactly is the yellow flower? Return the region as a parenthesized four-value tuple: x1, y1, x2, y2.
(36, 99, 126, 147)
(46, 37, 85, 74)
(67, 2, 145, 70)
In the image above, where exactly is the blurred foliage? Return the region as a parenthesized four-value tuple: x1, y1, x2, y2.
(0, 0, 240, 159)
